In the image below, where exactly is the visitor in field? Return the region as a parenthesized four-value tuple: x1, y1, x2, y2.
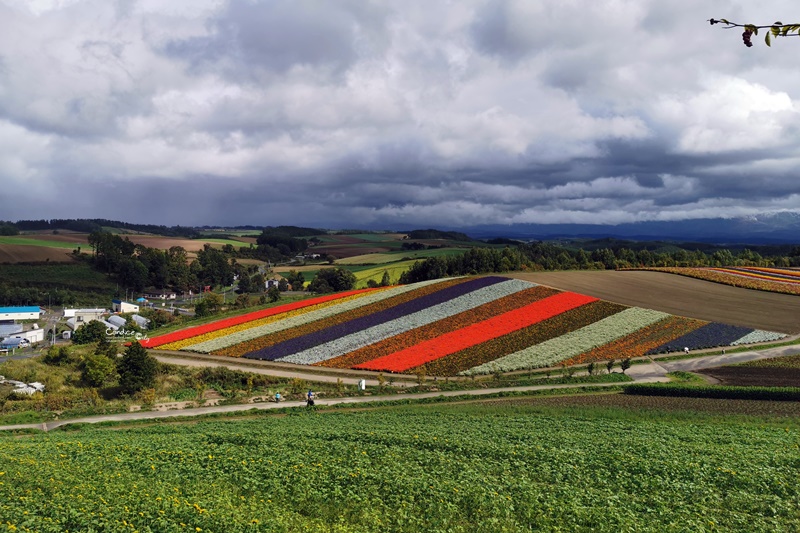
(306, 390, 315, 407)
(275, 392, 281, 403)
(684, 347, 689, 354)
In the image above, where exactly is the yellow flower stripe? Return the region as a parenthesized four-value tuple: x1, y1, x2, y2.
(710, 268, 800, 284)
(158, 290, 389, 350)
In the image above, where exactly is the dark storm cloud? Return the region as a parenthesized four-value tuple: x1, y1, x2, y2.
(1, 0, 799, 228)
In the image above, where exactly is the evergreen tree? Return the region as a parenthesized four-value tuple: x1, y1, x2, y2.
(117, 341, 158, 395)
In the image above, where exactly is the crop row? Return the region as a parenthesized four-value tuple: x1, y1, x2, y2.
(1, 405, 798, 531)
(318, 285, 560, 369)
(354, 291, 598, 372)
(464, 307, 670, 375)
(141, 289, 375, 348)
(161, 289, 389, 351)
(188, 278, 461, 355)
(270, 278, 538, 365)
(641, 267, 800, 295)
(710, 267, 800, 285)
(646, 322, 760, 354)
(561, 315, 707, 366)
(423, 300, 627, 375)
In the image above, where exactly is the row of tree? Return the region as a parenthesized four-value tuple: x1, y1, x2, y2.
(399, 242, 800, 284)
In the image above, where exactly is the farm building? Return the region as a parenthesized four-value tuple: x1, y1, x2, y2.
(112, 300, 140, 313)
(0, 306, 41, 322)
(64, 309, 107, 330)
(143, 289, 177, 300)
(7, 328, 45, 344)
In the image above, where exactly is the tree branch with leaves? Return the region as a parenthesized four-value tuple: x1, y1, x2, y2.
(710, 18, 800, 47)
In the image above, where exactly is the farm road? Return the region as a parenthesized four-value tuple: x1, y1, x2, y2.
(2, 345, 798, 433)
(0, 381, 629, 433)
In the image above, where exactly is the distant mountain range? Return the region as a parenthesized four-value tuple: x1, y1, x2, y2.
(458, 212, 800, 244)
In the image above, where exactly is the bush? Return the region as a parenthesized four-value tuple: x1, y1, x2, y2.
(82, 353, 117, 387)
(71, 320, 108, 345)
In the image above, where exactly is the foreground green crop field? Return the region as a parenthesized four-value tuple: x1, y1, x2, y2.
(0, 399, 798, 532)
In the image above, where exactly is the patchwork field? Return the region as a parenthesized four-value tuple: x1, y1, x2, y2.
(143, 275, 788, 376)
(507, 270, 800, 334)
(0, 401, 797, 531)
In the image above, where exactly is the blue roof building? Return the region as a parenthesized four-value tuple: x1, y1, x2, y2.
(0, 307, 41, 322)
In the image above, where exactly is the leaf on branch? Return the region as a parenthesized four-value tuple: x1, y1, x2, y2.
(766, 31, 771, 46)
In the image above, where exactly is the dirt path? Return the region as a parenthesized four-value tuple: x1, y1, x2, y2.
(2, 344, 798, 434)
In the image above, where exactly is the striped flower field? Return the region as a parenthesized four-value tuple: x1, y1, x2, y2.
(641, 266, 800, 295)
(146, 276, 787, 375)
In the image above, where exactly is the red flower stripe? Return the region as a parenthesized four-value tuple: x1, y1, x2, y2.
(354, 292, 597, 372)
(424, 300, 626, 376)
(560, 315, 706, 366)
(212, 277, 470, 357)
(318, 285, 560, 369)
(140, 289, 374, 348)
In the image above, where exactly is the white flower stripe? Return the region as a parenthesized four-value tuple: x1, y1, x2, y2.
(730, 330, 788, 346)
(461, 307, 669, 375)
(183, 278, 453, 352)
(279, 279, 538, 365)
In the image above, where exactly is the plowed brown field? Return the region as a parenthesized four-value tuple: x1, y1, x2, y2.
(0, 244, 74, 263)
(507, 270, 800, 334)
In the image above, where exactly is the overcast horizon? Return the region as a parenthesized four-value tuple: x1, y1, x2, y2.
(2, 1, 799, 229)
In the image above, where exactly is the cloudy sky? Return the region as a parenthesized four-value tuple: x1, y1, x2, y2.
(1, 0, 799, 229)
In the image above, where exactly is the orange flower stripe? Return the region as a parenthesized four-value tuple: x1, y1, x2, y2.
(318, 285, 560, 369)
(211, 277, 471, 357)
(561, 315, 707, 366)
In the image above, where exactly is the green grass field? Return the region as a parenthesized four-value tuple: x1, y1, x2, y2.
(0, 398, 797, 531)
(337, 247, 469, 265)
(0, 236, 78, 249)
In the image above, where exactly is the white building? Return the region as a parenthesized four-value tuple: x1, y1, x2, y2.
(64, 309, 106, 330)
(112, 300, 140, 313)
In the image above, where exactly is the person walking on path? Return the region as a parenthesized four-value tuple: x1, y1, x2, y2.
(306, 389, 315, 407)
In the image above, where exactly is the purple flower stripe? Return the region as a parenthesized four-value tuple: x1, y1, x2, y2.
(646, 323, 753, 354)
(243, 276, 507, 361)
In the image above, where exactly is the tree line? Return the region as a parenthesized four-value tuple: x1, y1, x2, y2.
(399, 242, 800, 283)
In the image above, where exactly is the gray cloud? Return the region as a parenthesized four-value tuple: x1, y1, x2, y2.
(1, 0, 799, 229)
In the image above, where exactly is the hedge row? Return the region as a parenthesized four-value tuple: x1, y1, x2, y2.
(623, 383, 800, 401)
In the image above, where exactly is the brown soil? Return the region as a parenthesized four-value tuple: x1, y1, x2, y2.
(0, 244, 75, 263)
(507, 270, 800, 334)
(696, 367, 800, 387)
